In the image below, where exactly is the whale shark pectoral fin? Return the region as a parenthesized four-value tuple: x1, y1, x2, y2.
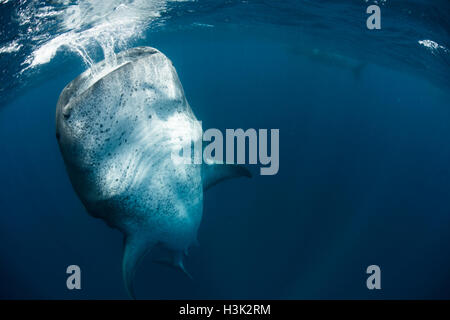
(152, 250, 193, 279)
(202, 163, 252, 191)
(122, 235, 155, 299)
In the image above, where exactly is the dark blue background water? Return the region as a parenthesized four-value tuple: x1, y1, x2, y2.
(1, 1, 450, 299)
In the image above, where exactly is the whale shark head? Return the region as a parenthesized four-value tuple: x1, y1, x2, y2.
(55, 47, 251, 298)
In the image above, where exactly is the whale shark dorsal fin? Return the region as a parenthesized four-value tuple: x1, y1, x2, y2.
(202, 162, 252, 191)
(122, 235, 155, 299)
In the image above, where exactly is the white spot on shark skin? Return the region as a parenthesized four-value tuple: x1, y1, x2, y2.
(55, 46, 251, 298)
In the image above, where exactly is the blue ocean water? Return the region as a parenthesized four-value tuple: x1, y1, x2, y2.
(0, 0, 449, 299)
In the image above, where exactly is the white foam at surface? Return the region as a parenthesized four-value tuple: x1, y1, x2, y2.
(17, 0, 192, 72)
(0, 40, 23, 54)
(418, 39, 448, 54)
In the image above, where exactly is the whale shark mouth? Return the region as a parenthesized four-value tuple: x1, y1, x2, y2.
(58, 47, 159, 111)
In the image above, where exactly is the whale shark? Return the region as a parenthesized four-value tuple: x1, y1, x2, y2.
(55, 47, 251, 298)
(290, 45, 366, 79)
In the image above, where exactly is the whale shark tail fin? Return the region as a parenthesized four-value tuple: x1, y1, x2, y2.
(202, 162, 252, 191)
(122, 235, 155, 299)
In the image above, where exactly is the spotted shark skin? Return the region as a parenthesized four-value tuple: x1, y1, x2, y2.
(55, 47, 251, 298)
